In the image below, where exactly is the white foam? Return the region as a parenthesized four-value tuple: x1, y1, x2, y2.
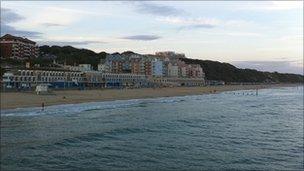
(1, 95, 201, 117)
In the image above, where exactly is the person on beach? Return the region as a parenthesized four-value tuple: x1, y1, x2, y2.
(41, 102, 45, 111)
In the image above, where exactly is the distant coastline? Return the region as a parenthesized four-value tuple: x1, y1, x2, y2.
(1, 83, 301, 110)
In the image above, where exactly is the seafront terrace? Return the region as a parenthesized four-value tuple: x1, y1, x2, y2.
(1, 69, 205, 91)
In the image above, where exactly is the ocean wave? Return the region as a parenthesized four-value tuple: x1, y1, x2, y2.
(1, 96, 194, 117)
(2, 86, 302, 117)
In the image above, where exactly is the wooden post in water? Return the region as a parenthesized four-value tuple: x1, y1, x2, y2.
(256, 89, 258, 96)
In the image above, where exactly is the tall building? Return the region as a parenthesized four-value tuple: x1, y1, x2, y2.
(177, 60, 188, 78)
(111, 61, 123, 73)
(98, 63, 109, 72)
(167, 62, 179, 77)
(106, 53, 123, 73)
(189, 64, 204, 78)
(152, 59, 163, 77)
(142, 57, 152, 76)
(131, 57, 141, 75)
(0, 34, 39, 59)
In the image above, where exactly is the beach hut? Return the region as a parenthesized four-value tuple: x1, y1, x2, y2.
(36, 84, 50, 94)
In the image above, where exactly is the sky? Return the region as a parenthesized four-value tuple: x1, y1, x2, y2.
(1, 1, 303, 74)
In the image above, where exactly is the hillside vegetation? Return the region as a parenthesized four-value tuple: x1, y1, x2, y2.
(181, 58, 303, 83)
(38, 45, 107, 69)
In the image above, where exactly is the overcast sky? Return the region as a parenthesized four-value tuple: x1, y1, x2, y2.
(1, 1, 303, 74)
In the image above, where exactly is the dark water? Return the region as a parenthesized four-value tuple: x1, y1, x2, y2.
(1, 86, 303, 170)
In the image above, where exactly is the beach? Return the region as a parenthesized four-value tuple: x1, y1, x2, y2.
(0, 84, 300, 110)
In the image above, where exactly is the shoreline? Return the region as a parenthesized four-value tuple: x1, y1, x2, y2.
(1, 84, 302, 110)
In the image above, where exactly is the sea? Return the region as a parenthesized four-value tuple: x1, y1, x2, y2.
(1, 86, 303, 170)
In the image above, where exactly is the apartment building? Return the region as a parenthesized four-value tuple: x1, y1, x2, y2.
(167, 63, 179, 77)
(152, 59, 163, 77)
(97, 63, 109, 72)
(143, 59, 152, 76)
(189, 64, 204, 78)
(131, 58, 141, 75)
(0, 34, 39, 59)
(106, 53, 154, 76)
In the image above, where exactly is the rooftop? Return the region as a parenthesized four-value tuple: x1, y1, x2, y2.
(0, 34, 36, 44)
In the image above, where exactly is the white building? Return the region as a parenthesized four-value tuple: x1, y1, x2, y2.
(64, 64, 93, 72)
(97, 63, 109, 72)
(78, 64, 93, 71)
(179, 66, 188, 78)
(102, 73, 148, 88)
(152, 59, 163, 77)
(2, 69, 86, 89)
(189, 64, 204, 78)
(167, 63, 179, 77)
(36, 84, 50, 94)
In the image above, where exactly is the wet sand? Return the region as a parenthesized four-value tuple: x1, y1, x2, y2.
(0, 84, 300, 110)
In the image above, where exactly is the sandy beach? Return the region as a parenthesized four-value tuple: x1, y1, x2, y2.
(0, 84, 301, 110)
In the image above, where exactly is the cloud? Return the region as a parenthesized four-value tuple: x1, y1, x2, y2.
(121, 35, 161, 41)
(160, 17, 219, 25)
(226, 32, 261, 37)
(235, 1, 303, 11)
(269, 1, 303, 10)
(179, 24, 216, 30)
(160, 16, 259, 32)
(232, 60, 303, 75)
(279, 35, 303, 42)
(38, 40, 106, 46)
(30, 7, 83, 27)
(41, 23, 66, 27)
(1, 8, 24, 23)
(160, 17, 219, 30)
(0, 8, 42, 38)
(134, 2, 184, 16)
(1, 24, 42, 38)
